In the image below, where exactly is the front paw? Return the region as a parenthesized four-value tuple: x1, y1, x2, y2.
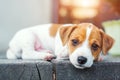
(44, 53, 55, 61)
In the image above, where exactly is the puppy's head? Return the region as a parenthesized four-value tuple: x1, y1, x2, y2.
(59, 23, 114, 69)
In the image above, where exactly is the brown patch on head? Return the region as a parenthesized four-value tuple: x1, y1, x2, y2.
(59, 23, 114, 61)
(89, 25, 114, 60)
(67, 23, 114, 61)
(59, 25, 77, 46)
(49, 24, 62, 37)
(68, 23, 99, 54)
(100, 30, 114, 55)
(89, 26, 103, 60)
(68, 24, 88, 54)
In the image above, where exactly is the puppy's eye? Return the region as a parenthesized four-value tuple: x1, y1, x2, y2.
(92, 43, 99, 51)
(71, 39, 79, 46)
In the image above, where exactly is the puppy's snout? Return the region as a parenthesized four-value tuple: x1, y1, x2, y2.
(77, 56, 87, 64)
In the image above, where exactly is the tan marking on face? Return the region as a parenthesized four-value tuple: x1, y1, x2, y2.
(58, 23, 114, 61)
(59, 25, 77, 46)
(68, 25, 88, 54)
(100, 30, 114, 55)
(67, 23, 103, 60)
(49, 24, 62, 37)
(89, 26, 114, 60)
(89, 26, 102, 60)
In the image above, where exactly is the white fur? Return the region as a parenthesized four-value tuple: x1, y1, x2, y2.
(7, 24, 69, 60)
(69, 26, 94, 69)
(7, 23, 95, 69)
(7, 24, 55, 59)
(55, 27, 69, 59)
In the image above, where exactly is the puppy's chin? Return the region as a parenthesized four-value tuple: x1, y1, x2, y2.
(70, 57, 93, 69)
(73, 65, 85, 69)
(73, 64, 91, 69)
(71, 60, 93, 69)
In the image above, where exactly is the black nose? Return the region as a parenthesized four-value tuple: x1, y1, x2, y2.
(77, 56, 87, 64)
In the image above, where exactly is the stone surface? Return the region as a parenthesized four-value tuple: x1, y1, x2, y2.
(0, 60, 53, 80)
(0, 56, 120, 80)
(52, 60, 120, 80)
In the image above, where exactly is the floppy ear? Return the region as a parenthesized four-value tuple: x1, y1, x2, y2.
(59, 26, 76, 46)
(100, 30, 114, 55)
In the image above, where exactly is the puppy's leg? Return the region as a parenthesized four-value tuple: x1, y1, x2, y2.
(22, 52, 54, 60)
(6, 46, 22, 59)
(7, 49, 17, 59)
(21, 32, 54, 60)
(22, 44, 54, 60)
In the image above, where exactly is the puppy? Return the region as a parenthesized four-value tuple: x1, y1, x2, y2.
(6, 23, 114, 69)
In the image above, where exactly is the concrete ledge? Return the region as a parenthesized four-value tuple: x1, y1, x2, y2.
(0, 58, 120, 80)
(52, 60, 120, 80)
(0, 60, 53, 80)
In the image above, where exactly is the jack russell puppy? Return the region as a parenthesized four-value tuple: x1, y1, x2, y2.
(6, 23, 114, 69)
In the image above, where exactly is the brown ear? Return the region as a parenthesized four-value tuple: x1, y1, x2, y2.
(59, 26, 76, 46)
(101, 30, 114, 55)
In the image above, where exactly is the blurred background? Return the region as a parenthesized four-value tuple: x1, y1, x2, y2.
(0, 0, 120, 58)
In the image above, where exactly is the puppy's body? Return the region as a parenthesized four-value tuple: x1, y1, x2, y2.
(7, 23, 114, 69)
(7, 24, 57, 59)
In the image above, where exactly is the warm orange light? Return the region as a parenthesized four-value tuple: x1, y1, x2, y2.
(59, 8, 67, 17)
(73, 0, 100, 8)
(71, 8, 98, 19)
(60, 0, 72, 6)
(60, 0, 100, 19)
